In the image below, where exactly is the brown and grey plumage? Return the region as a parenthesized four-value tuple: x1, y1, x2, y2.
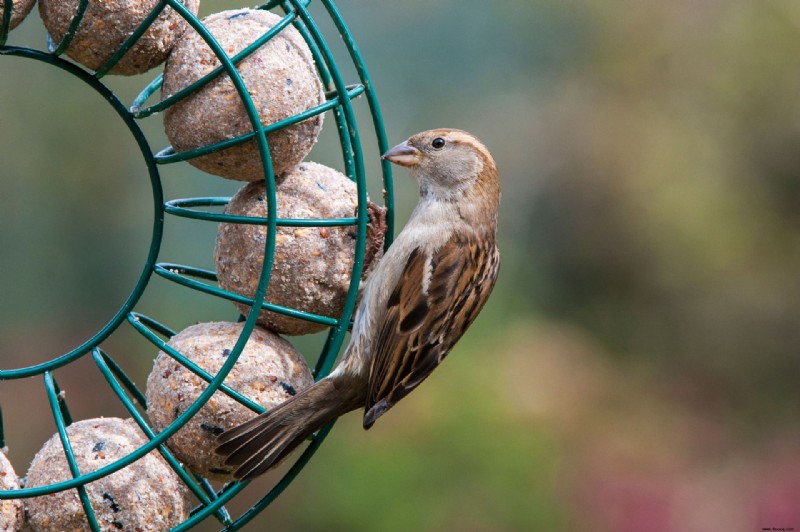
(216, 129, 501, 480)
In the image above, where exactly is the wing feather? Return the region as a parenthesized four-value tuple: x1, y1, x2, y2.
(363, 232, 499, 428)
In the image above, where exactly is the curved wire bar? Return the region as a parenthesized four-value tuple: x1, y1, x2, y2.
(282, 0, 356, 179)
(0, 47, 164, 380)
(128, 0, 312, 117)
(153, 84, 365, 164)
(319, 0, 395, 241)
(152, 264, 340, 327)
(0, 0, 12, 46)
(93, 0, 169, 78)
(48, 0, 89, 55)
(43, 372, 101, 531)
(287, 0, 368, 379)
(132, 9, 298, 118)
(164, 196, 357, 225)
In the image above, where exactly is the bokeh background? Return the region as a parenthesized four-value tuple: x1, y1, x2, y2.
(2, 0, 800, 530)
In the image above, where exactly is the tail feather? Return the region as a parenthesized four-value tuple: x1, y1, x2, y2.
(215, 377, 361, 480)
(231, 422, 318, 480)
(216, 410, 292, 470)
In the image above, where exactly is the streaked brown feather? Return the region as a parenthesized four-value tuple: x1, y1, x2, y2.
(363, 232, 499, 428)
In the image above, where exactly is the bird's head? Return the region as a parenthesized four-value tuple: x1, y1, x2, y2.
(382, 129, 498, 202)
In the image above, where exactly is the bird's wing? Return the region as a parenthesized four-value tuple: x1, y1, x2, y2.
(363, 232, 499, 428)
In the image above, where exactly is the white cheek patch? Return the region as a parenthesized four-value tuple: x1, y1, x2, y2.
(438, 148, 484, 188)
(461, 150, 484, 180)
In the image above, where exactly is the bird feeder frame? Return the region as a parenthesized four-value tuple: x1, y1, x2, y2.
(0, 0, 394, 529)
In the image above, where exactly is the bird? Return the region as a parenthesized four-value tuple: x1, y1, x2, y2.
(215, 128, 501, 480)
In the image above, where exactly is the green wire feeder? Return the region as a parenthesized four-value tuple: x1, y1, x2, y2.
(0, 0, 394, 529)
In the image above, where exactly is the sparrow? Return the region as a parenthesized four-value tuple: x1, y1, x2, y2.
(216, 129, 501, 480)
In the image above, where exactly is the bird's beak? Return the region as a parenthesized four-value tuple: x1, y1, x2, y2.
(382, 141, 422, 167)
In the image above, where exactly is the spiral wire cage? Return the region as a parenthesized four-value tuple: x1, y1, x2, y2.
(0, 0, 394, 528)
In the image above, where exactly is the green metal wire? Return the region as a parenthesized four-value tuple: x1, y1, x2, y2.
(132, 8, 299, 118)
(44, 372, 102, 532)
(153, 83, 366, 164)
(283, 1, 357, 180)
(92, 348, 233, 527)
(49, 0, 89, 55)
(0, 0, 394, 529)
(164, 196, 359, 226)
(49, 376, 74, 427)
(128, 315, 267, 414)
(288, 0, 368, 379)
(0, 0, 12, 47)
(319, 0, 395, 239)
(93, 0, 169, 78)
(152, 264, 341, 326)
(0, 46, 164, 380)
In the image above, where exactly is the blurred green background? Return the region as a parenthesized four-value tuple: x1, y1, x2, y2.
(2, 0, 800, 530)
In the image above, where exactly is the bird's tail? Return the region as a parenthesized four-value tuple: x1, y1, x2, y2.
(215, 376, 362, 480)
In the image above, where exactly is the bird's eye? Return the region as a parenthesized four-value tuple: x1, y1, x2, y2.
(431, 137, 446, 149)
